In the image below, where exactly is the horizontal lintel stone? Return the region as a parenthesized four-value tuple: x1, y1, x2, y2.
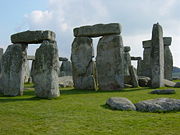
(73, 23, 121, 37)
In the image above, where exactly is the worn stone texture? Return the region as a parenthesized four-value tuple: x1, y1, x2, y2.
(0, 48, 3, 74)
(0, 44, 27, 96)
(124, 46, 131, 76)
(106, 97, 136, 111)
(135, 98, 180, 112)
(151, 23, 164, 88)
(164, 37, 173, 80)
(24, 59, 30, 83)
(163, 79, 175, 87)
(150, 89, 175, 94)
(27, 55, 35, 60)
(59, 61, 72, 77)
(129, 65, 139, 87)
(96, 35, 124, 90)
(71, 37, 96, 90)
(74, 23, 121, 37)
(11, 30, 55, 44)
(138, 76, 151, 87)
(33, 41, 60, 98)
(59, 76, 74, 88)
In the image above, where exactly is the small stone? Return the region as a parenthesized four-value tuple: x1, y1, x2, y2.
(150, 89, 175, 94)
(74, 23, 121, 37)
(106, 97, 136, 111)
(174, 82, 180, 88)
(11, 30, 56, 44)
(135, 98, 180, 112)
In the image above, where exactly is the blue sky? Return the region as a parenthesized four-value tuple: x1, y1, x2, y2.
(0, 0, 180, 67)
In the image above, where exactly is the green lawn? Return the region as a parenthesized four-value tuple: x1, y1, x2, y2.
(0, 84, 180, 135)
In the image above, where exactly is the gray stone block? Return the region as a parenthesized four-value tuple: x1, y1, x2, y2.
(33, 41, 60, 98)
(74, 23, 121, 37)
(163, 37, 172, 46)
(96, 35, 124, 90)
(129, 65, 139, 87)
(11, 30, 56, 44)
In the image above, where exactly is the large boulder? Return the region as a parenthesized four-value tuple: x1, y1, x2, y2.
(59, 76, 74, 88)
(163, 79, 175, 87)
(11, 30, 55, 44)
(135, 98, 180, 112)
(138, 76, 151, 87)
(33, 40, 60, 98)
(106, 97, 136, 111)
(0, 44, 27, 96)
(71, 37, 96, 90)
(74, 23, 121, 37)
(96, 35, 124, 90)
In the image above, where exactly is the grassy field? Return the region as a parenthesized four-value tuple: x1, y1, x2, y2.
(0, 84, 180, 135)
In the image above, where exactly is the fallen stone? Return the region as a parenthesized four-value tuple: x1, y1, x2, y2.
(96, 35, 124, 90)
(150, 89, 175, 94)
(138, 76, 151, 87)
(59, 76, 74, 88)
(174, 82, 180, 88)
(74, 23, 121, 37)
(33, 40, 60, 98)
(135, 98, 180, 112)
(11, 30, 55, 44)
(124, 84, 133, 88)
(106, 97, 136, 111)
(163, 79, 175, 87)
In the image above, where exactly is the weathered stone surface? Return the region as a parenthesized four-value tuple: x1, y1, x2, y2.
(0, 44, 27, 96)
(164, 42, 173, 80)
(11, 30, 55, 44)
(129, 65, 139, 87)
(106, 97, 136, 111)
(138, 76, 151, 87)
(174, 82, 180, 88)
(0, 48, 3, 73)
(59, 61, 72, 77)
(163, 79, 175, 87)
(96, 35, 124, 90)
(27, 55, 35, 60)
(33, 41, 60, 98)
(135, 98, 180, 112)
(163, 37, 172, 46)
(24, 59, 30, 83)
(59, 57, 68, 61)
(124, 46, 131, 76)
(71, 37, 96, 90)
(150, 89, 175, 94)
(30, 60, 35, 83)
(151, 23, 164, 88)
(59, 76, 74, 88)
(74, 23, 121, 37)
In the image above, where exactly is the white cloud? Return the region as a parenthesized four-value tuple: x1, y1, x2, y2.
(18, 0, 180, 67)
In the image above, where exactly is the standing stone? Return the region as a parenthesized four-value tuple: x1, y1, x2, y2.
(59, 61, 72, 77)
(71, 37, 96, 90)
(33, 41, 60, 98)
(0, 48, 3, 73)
(151, 23, 164, 88)
(137, 40, 152, 77)
(1, 44, 27, 96)
(163, 37, 173, 80)
(96, 35, 124, 90)
(124, 46, 131, 76)
(24, 59, 30, 83)
(129, 65, 139, 87)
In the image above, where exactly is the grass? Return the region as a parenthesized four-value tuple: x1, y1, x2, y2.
(0, 84, 180, 135)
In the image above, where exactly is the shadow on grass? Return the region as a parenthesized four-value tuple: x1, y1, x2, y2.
(61, 87, 149, 95)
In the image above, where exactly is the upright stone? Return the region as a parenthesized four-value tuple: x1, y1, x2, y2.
(163, 37, 173, 80)
(1, 44, 27, 96)
(33, 41, 60, 98)
(96, 35, 124, 90)
(24, 59, 30, 83)
(0, 48, 3, 73)
(124, 46, 131, 76)
(71, 37, 96, 90)
(151, 23, 164, 88)
(129, 65, 139, 87)
(59, 61, 72, 77)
